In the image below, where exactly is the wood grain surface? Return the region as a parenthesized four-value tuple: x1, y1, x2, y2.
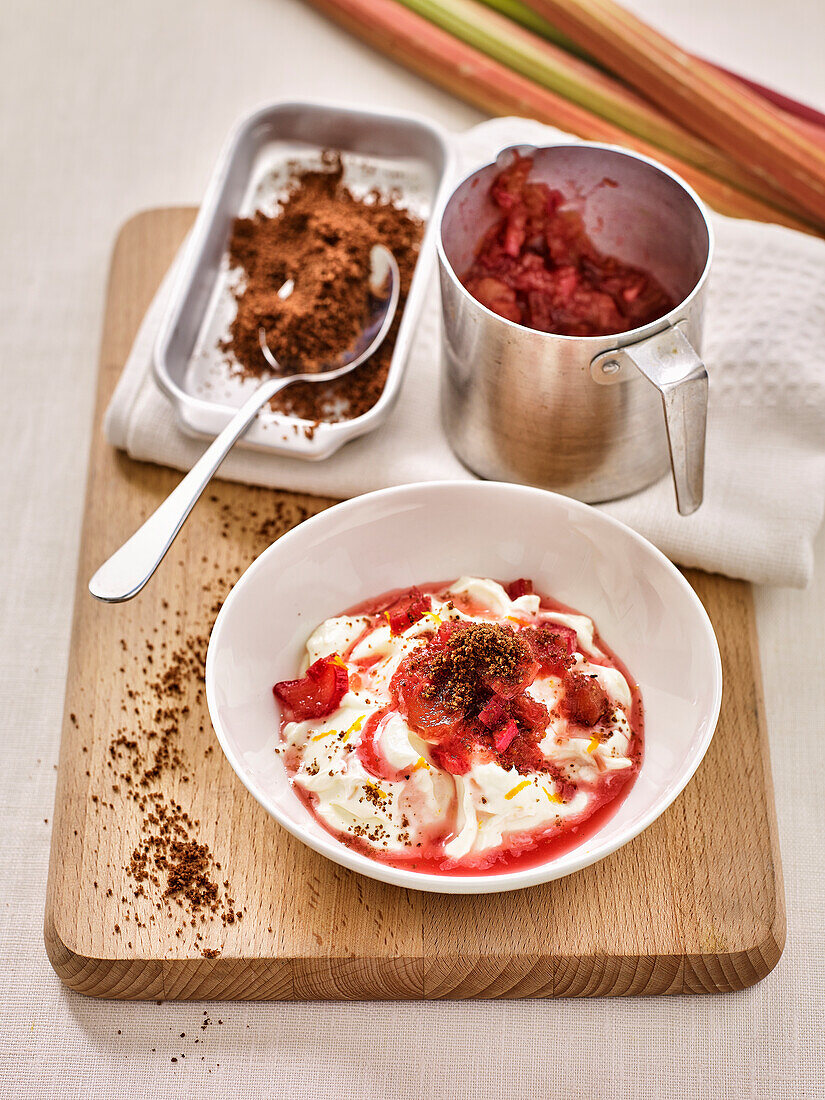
(44, 208, 785, 1000)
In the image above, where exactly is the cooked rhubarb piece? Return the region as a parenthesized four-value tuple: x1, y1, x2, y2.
(391, 621, 552, 775)
(463, 275, 521, 323)
(478, 695, 507, 729)
(511, 691, 551, 735)
(493, 718, 519, 753)
(273, 657, 348, 722)
(505, 578, 534, 599)
(463, 154, 675, 336)
(392, 662, 464, 744)
(560, 672, 611, 727)
(490, 153, 533, 210)
(483, 656, 540, 701)
(523, 623, 578, 675)
(386, 586, 432, 635)
(498, 694, 550, 772)
(429, 734, 474, 776)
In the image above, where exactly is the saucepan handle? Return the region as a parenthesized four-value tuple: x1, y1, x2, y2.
(594, 327, 708, 515)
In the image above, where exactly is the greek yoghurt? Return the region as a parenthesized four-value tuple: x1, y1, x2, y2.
(273, 577, 643, 874)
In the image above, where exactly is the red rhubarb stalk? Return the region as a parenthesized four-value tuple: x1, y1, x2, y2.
(520, 0, 825, 225)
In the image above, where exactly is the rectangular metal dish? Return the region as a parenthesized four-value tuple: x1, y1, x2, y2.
(153, 101, 454, 459)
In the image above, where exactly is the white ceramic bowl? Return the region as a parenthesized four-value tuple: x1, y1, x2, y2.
(206, 481, 722, 894)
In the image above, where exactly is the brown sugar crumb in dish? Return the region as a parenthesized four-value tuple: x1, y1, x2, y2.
(221, 154, 424, 423)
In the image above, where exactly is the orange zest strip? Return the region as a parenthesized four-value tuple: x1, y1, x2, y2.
(311, 730, 337, 742)
(342, 715, 365, 741)
(505, 779, 532, 799)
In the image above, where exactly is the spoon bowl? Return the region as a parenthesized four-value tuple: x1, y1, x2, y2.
(258, 244, 399, 378)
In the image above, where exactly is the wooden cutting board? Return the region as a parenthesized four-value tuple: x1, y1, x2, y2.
(44, 208, 785, 1000)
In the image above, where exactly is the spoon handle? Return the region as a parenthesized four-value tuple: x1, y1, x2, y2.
(88, 376, 290, 602)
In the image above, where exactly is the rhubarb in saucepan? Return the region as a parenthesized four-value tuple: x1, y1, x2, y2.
(463, 154, 675, 336)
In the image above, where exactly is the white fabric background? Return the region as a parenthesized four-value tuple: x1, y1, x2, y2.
(1, 0, 823, 1096)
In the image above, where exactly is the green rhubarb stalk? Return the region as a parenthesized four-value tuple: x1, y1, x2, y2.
(394, 0, 807, 215)
(477, 0, 583, 55)
(398, 0, 651, 133)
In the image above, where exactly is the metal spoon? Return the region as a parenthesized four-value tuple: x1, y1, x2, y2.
(89, 245, 400, 603)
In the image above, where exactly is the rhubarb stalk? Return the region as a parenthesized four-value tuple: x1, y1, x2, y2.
(476, 0, 825, 146)
(478, 0, 825, 142)
(396, 0, 810, 216)
(303, 0, 816, 231)
(519, 0, 825, 224)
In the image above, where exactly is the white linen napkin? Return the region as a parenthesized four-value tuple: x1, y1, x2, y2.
(105, 118, 825, 587)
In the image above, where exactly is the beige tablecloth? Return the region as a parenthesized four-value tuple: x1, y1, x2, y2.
(1, 0, 823, 1096)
